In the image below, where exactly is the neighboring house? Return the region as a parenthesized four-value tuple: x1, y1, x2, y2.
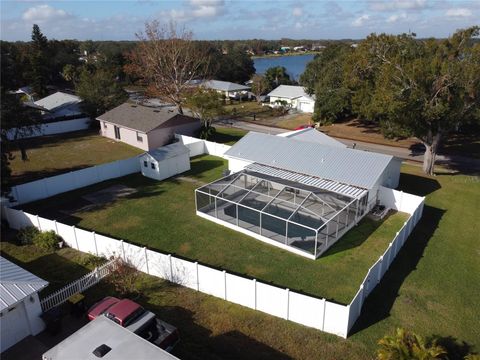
(7, 86, 35, 101)
(0, 257, 48, 353)
(97, 103, 201, 151)
(42, 316, 179, 360)
(140, 143, 191, 181)
(32, 91, 85, 121)
(278, 127, 347, 148)
(201, 80, 251, 100)
(267, 85, 315, 113)
(195, 131, 401, 259)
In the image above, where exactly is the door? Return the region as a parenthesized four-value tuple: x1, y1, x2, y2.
(114, 126, 121, 140)
(0, 302, 31, 352)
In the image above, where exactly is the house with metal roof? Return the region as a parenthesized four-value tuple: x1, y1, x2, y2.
(278, 128, 347, 148)
(201, 80, 251, 100)
(195, 131, 401, 259)
(33, 91, 84, 120)
(267, 85, 315, 113)
(0, 256, 49, 352)
(97, 102, 201, 151)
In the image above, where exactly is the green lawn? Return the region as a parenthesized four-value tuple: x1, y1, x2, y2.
(22, 155, 407, 304)
(10, 130, 143, 185)
(210, 126, 247, 145)
(3, 162, 479, 359)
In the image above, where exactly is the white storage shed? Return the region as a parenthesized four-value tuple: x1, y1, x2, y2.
(140, 143, 191, 181)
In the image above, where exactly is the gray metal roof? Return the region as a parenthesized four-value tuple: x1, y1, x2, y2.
(246, 163, 367, 199)
(224, 132, 395, 189)
(267, 85, 314, 100)
(42, 316, 179, 360)
(0, 257, 48, 311)
(202, 80, 250, 92)
(97, 103, 198, 133)
(279, 128, 347, 148)
(143, 142, 190, 162)
(35, 92, 82, 112)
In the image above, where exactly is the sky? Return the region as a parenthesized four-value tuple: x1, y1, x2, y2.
(1, 0, 479, 41)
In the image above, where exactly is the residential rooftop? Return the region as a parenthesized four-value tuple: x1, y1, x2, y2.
(202, 80, 250, 92)
(267, 85, 314, 100)
(34, 91, 82, 112)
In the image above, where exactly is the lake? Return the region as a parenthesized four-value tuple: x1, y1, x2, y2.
(253, 54, 315, 81)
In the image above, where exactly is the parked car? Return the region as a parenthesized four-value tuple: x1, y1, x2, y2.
(294, 124, 314, 130)
(87, 297, 179, 351)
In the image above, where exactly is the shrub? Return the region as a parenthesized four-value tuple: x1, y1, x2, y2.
(33, 230, 61, 252)
(16, 227, 40, 245)
(79, 254, 106, 268)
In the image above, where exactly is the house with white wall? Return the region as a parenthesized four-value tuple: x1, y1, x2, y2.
(267, 85, 315, 113)
(97, 103, 201, 151)
(201, 80, 251, 100)
(0, 257, 48, 353)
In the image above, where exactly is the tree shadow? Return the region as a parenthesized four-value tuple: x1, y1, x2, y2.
(397, 173, 441, 196)
(349, 205, 445, 335)
(432, 335, 477, 360)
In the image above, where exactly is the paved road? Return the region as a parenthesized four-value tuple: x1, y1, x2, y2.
(217, 119, 480, 173)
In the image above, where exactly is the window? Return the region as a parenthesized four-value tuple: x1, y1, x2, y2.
(151, 163, 155, 170)
(114, 126, 121, 140)
(103, 122, 107, 129)
(136, 132, 143, 143)
(143, 161, 148, 167)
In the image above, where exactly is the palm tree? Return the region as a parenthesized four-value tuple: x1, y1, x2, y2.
(377, 328, 446, 360)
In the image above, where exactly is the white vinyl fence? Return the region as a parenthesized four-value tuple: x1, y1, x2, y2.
(6, 117, 91, 140)
(40, 259, 117, 312)
(175, 134, 231, 158)
(9, 156, 141, 206)
(2, 186, 424, 338)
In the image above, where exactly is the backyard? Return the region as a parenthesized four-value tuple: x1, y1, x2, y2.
(22, 154, 408, 304)
(2, 162, 479, 359)
(9, 130, 143, 185)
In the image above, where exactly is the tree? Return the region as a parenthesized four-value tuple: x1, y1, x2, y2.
(377, 328, 446, 360)
(29, 24, 49, 98)
(61, 64, 79, 84)
(351, 27, 480, 174)
(214, 48, 255, 84)
(250, 74, 269, 102)
(185, 88, 224, 139)
(125, 21, 210, 114)
(264, 66, 292, 91)
(75, 67, 127, 119)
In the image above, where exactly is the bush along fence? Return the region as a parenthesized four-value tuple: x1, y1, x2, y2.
(40, 258, 117, 312)
(6, 117, 91, 140)
(2, 187, 424, 338)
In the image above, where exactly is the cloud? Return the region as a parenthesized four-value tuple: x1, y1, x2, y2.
(445, 8, 472, 18)
(189, 0, 225, 18)
(386, 12, 407, 23)
(352, 14, 370, 27)
(292, 7, 303, 17)
(22, 4, 72, 23)
(370, 0, 427, 12)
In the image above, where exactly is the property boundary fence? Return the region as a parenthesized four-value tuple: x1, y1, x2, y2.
(176, 134, 231, 158)
(40, 258, 117, 312)
(6, 117, 91, 140)
(2, 186, 424, 338)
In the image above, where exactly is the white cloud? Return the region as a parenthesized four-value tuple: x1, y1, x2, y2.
(189, 0, 225, 18)
(370, 0, 427, 12)
(386, 12, 407, 23)
(352, 14, 370, 27)
(446, 8, 472, 18)
(292, 7, 303, 17)
(22, 5, 71, 23)
(294, 21, 303, 29)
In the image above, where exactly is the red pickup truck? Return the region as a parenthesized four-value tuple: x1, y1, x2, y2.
(87, 297, 179, 352)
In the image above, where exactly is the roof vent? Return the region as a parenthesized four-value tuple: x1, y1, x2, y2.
(321, 158, 325, 163)
(131, 105, 137, 108)
(93, 344, 112, 358)
(153, 110, 160, 113)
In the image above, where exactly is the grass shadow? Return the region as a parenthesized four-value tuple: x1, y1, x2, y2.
(11, 130, 98, 152)
(432, 335, 477, 359)
(349, 205, 445, 335)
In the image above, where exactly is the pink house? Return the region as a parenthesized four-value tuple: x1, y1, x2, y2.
(97, 103, 201, 151)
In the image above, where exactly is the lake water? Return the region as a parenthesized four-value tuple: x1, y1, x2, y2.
(253, 54, 315, 81)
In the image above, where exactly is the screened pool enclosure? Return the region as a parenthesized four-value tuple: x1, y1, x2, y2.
(195, 166, 369, 259)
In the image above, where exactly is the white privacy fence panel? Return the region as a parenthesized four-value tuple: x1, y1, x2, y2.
(9, 156, 141, 206)
(6, 117, 91, 140)
(2, 192, 423, 339)
(175, 134, 231, 158)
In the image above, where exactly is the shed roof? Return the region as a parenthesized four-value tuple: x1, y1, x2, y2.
(267, 85, 314, 101)
(202, 80, 250, 92)
(0, 257, 48, 311)
(143, 142, 190, 162)
(97, 103, 197, 133)
(35, 92, 82, 112)
(224, 132, 396, 189)
(279, 128, 346, 148)
(42, 316, 179, 360)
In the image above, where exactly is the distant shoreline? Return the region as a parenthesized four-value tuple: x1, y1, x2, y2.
(251, 51, 320, 59)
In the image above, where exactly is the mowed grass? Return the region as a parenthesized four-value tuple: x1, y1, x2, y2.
(22, 155, 407, 304)
(9, 130, 143, 185)
(210, 126, 247, 145)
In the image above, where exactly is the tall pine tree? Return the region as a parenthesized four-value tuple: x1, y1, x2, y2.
(30, 24, 49, 98)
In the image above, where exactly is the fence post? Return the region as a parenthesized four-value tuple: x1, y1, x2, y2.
(144, 247, 149, 274)
(321, 298, 327, 331)
(285, 288, 290, 320)
(36, 215, 42, 230)
(72, 226, 79, 250)
(121, 240, 126, 261)
(253, 279, 257, 310)
(54, 220, 59, 235)
(377, 256, 383, 283)
(168, 254, 173, 281)
(358, 285, 364, 317)
(93, 232, 99, 256)
(223, 270, 227, 300)
(195, 262, 199, 291)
